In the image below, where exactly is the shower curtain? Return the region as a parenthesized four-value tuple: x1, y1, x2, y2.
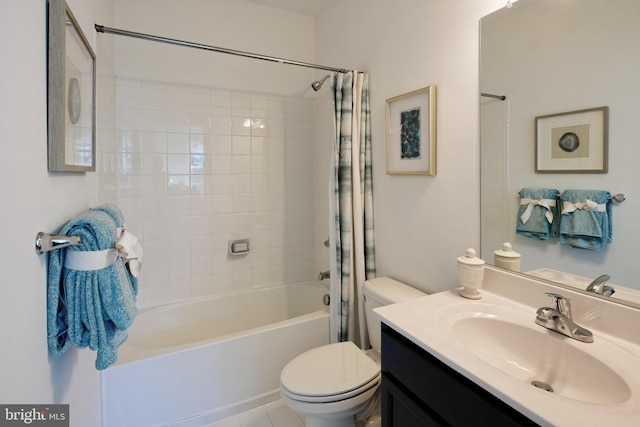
(329, 71, 376, 348)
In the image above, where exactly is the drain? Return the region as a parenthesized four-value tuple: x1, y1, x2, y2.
(531, 380, 553, 392)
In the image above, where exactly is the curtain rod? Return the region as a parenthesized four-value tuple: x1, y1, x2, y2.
(481, 92, 506, 100)
(95, 24, 350, 74)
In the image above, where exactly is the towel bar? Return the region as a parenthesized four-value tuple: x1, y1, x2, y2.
(516, 192, 626, 202)
(35, 232, 82, 254)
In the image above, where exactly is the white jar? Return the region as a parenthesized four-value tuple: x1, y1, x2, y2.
(457, 248, 485, 300)
(494, 242, 521, 272)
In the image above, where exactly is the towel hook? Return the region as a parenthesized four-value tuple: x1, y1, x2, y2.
(35, 232, 82, 255)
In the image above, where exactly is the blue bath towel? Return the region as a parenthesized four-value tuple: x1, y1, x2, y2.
(560, 190, 612, 251)
(47, 204, 138, 370)
(516, 188, 560, 240)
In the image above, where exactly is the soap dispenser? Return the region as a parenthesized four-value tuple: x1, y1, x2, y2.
(494, 242, 521, 272)
(457, 248, 485, 300)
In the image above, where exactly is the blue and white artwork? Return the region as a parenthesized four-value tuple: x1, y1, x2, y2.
(400, 108, 421, 159)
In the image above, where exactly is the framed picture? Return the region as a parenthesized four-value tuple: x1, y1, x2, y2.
(535, 106, 608, 173)
(47, 0, 96, 172)
(386, 85, 437, 175)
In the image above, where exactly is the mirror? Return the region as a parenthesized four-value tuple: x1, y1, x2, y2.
(47, 0, 96, 172)
(480, 0, 640, 307)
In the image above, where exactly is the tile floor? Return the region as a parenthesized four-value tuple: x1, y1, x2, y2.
(205, 400, 304, 427)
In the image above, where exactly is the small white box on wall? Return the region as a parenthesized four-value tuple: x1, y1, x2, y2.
(228, 238, 250, 256)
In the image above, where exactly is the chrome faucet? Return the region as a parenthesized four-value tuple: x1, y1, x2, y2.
(585, 274, 615, 296)
(318, 271, 330, 281)
(535, 292, 593, 343)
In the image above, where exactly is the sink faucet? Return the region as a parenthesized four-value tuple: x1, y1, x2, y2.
(535, 292, 593, 343)
(585, 274, 615, 296)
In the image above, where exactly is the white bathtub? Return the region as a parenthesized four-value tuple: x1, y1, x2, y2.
(101, 281, 330, 426)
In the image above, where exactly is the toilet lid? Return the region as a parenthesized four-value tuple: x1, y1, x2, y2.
(281, 341, 380, 398)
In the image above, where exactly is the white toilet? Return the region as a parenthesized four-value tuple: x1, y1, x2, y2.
(280, 277, 426, 427)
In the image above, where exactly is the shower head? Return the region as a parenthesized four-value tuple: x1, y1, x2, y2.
(311, 75, 330, 91)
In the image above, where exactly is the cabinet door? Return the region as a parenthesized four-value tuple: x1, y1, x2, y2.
(381, 375, 446, 427)
(381, 324, 539, 427)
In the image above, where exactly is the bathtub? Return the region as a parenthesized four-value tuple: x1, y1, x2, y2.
(101, 281, 330, 426)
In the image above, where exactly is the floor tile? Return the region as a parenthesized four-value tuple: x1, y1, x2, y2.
(205, 399, 305, 427)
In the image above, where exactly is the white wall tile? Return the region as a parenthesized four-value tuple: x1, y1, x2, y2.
(167, 111, 190, 133)
(142, 110, 167, 132)
(167, 196, 191, 217)
(143, 132, 166, 154)
(167, 133, 190, 153)
(168, 175, 190, 196)
(142, 153, 167, 175)
(143, 175, 167, 197)
(167, 154, 190, 174)
(232, 155, 251, 174)
(190, 113, 212, 134)
(118, 130, 142, 153)
(232, 175, 252, 193)
(142, 85, 166, 110)
(231, 117, 251, 136)
(212, 116, 232, 135)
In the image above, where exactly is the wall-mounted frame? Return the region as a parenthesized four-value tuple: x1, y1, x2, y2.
(535, 106, 608, 173)
(385, 85, 437, 175)
(47, 0, 96, 172)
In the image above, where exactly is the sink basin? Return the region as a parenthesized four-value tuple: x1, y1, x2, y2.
(452, 316, 631, 405)
(374, 273, 640, 426)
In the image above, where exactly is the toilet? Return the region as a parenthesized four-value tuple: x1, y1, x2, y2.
(280, 277, 427, 427)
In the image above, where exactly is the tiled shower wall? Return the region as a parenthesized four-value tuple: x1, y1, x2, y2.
(98, 78, 318, 308)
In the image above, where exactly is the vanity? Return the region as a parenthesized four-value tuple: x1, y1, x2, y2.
(374, 266, 640, 426)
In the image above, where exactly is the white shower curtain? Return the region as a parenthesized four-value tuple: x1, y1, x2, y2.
(329, 71, 376, 348)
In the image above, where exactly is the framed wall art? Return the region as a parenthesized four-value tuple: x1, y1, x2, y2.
(385, 85, 437, 175)
(48, 0, 96, 172)
(535, 106, 608, 173)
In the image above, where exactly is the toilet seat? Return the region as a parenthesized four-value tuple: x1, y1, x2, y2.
(280, 341, 381, 404)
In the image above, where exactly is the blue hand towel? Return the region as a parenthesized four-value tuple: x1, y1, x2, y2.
(47, 204, 138, 370)
(560, 190, 612, 251)
(516, 188, 560, 240)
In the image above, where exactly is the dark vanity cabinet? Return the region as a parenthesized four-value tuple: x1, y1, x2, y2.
(380, 324, 540, 427)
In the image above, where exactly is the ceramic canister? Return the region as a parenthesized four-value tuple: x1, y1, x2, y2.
(494, 242, 521, 272)
(457, 248, 485, 300)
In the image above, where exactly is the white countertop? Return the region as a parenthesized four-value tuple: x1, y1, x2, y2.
(374, 284, 640, 426)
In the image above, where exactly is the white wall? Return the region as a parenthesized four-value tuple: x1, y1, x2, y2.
(316, 0, 505, 294)
(0, 0, 111, 426)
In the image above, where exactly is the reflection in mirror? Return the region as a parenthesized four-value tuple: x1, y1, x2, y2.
(479, 0, 640, 307)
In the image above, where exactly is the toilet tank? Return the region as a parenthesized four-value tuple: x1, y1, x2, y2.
(363, 277, 427, 352)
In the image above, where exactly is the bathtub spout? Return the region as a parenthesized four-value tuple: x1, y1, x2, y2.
(318, 271, 330, 281)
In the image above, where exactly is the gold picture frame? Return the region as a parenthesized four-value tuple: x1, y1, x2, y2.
(535, 106, 608, 173)
(385, 85, 437, 175)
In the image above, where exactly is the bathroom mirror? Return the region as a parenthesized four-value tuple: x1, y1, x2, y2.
(47, 0, 96, 172)
(479, 0, 640, 307)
